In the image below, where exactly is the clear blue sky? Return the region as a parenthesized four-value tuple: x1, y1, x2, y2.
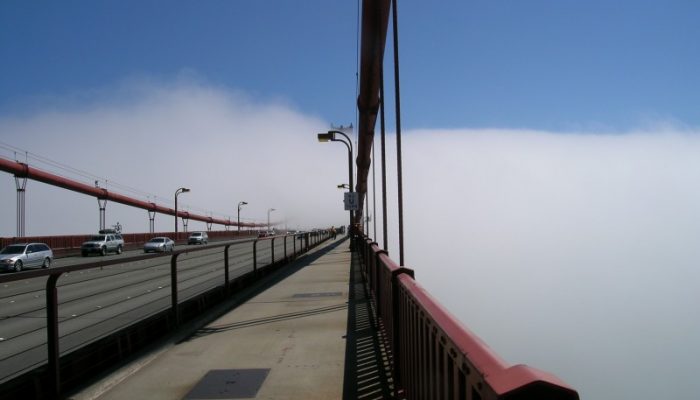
(1, 0, 698, 132)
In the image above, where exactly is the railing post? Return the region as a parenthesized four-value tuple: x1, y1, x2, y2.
(374, 250, 385, 297)
(46, 273, 61, 399)
(293, 234, 296, 256)
(362, 236, 371, 264)
(369, 242, 379, 277)
(170, 253, 180, 326)
(391, 267, 414, 398)
(253, 239, 258, 276)
(224, 245, 231, 293)
(284, 235, 287, 261)
(271, 237, 275, 265)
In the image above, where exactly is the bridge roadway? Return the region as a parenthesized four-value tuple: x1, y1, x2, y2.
(0, 236, 295, 384)
(71, 236, 387, 400)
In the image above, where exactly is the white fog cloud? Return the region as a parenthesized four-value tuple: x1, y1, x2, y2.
(373, 128, 700, 400)
(0, 79, 349, 235)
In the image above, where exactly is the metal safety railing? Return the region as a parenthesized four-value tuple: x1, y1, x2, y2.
(0, 230, 330, 399)
(354, 234, 580, 400)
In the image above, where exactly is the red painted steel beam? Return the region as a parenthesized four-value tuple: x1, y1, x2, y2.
(355, 0, 391, 224)
(0, 156, 262, 228)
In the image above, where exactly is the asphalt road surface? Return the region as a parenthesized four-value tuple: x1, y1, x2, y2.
(0, 235, 303, 383)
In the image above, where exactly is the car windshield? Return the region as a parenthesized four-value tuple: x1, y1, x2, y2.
(149, 238, 165, 243)
(90, 235, 106, 241)
(0, 245, 26, 255)
(191, 233, 202, 237)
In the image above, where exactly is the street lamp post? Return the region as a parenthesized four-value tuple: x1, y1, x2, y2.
(318, 130, 354, 234)
(237, 201, 248, 233)
(174, 187, 190, 240)
(267, 208, 276, 232)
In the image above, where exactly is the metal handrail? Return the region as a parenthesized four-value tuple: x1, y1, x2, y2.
(354, 234, 579, 400)
(0, 231, 331, 398)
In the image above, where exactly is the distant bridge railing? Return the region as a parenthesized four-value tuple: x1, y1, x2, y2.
(0, 230, 330, 399)
(354, 235, 579, 400)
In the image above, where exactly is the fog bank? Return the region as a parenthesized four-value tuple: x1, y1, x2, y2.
(393, 129, 700, 400)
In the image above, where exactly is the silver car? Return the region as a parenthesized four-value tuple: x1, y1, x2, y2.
(187, 232, 208, 245)
(0, 243, 54, 272)
(144, 237, 175, 253)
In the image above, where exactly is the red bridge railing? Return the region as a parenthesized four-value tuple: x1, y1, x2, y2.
(355, 235, 579, 400)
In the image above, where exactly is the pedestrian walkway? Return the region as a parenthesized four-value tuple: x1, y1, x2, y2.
(72, 236, 393, 400)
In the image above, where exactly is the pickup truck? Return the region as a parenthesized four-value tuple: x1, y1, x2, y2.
(81, 234, 123, 256)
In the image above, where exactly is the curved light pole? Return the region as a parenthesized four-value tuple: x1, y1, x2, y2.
(174, 187, 190, 239)
(318, 130, 354, 233)
(237, 201, 248, 233)
(267, 208, 276, 232)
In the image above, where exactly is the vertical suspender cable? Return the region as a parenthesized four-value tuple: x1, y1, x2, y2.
(372, 138, 377, 240)
(392, 0, 405, 266)
(380, 67, 389, 251)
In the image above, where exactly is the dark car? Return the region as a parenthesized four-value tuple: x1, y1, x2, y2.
(0, 243, 54, 272)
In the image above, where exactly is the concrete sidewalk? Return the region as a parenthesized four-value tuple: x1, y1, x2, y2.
(75, 237, 353, 400)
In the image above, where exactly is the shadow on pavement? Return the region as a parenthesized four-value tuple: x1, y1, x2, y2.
(177, 236, 350, 344)
(342, 249, 395, 399)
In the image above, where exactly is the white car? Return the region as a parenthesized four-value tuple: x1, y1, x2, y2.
(143, 237, 175, 253)
(187, 232, 208, 245)
(0, 243, 54, 272)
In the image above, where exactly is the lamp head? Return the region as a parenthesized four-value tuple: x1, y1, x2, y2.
(317, 132, 334, 142)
